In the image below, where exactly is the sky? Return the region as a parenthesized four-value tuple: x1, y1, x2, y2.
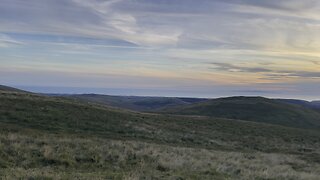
(0, 0, 320, 100)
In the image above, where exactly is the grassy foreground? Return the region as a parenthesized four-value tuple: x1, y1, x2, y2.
(1, 90, 320, 179)
(1, 130, 320, 180)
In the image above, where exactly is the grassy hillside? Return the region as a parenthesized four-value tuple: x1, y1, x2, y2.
(164, 96, 320, 129)
(311, 101, 320, 111)
(65, 94, 320, 129)
(1, 89, 320, 179)
(0, 85, 27, 93)
(2, 130, 320, 179)
(64, 94, 207, 111)
(277, 99, 320, 111)
(3, 91, 320, 152)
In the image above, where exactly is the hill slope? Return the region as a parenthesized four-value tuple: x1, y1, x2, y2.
(64, 94, 320, 129)
(64, 94, 207, 111)
(277, 99, 320, 111)
(1, 89, 319, 152)
(164, 96, 320, 129)
(0, 85, 27, 93)
(1, 87, 320, 179)
(312, 101, 320, 110)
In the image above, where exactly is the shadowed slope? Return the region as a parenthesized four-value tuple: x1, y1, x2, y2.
(277, 99, 320, 111)
(0, 85, 27, 93)
(164, 96, 320, 129)
(64, 94, 207, 111)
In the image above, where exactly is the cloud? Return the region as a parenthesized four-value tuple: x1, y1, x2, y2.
(232, 89, 279, 94)
(0, 34, 23, 47)
(1, 0, 320, 99)
(1, 0, 319, 50)
(210, 62, 272, 73)
(0, 0, 182, 47)
(210, 62, 320, 79)
(226, 0, 319, 11)
(267, 71, 320, 79)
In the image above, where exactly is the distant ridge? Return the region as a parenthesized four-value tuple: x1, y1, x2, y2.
(1, 84, 319, 129)
(163, 96, 320, 129)
(63, 94, 207, 111)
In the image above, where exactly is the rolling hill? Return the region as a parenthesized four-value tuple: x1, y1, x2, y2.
(60, 94, 320, 129)
(277, 99, 320, 111)
(3, 89, 316, 151)
(310, 101, 320, 114)
(63, 93, 207, 111)
(163, 96, 320, 129)
(1, 86, 320, 179)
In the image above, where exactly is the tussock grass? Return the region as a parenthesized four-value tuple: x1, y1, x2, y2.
(1, 132, 320, 179)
